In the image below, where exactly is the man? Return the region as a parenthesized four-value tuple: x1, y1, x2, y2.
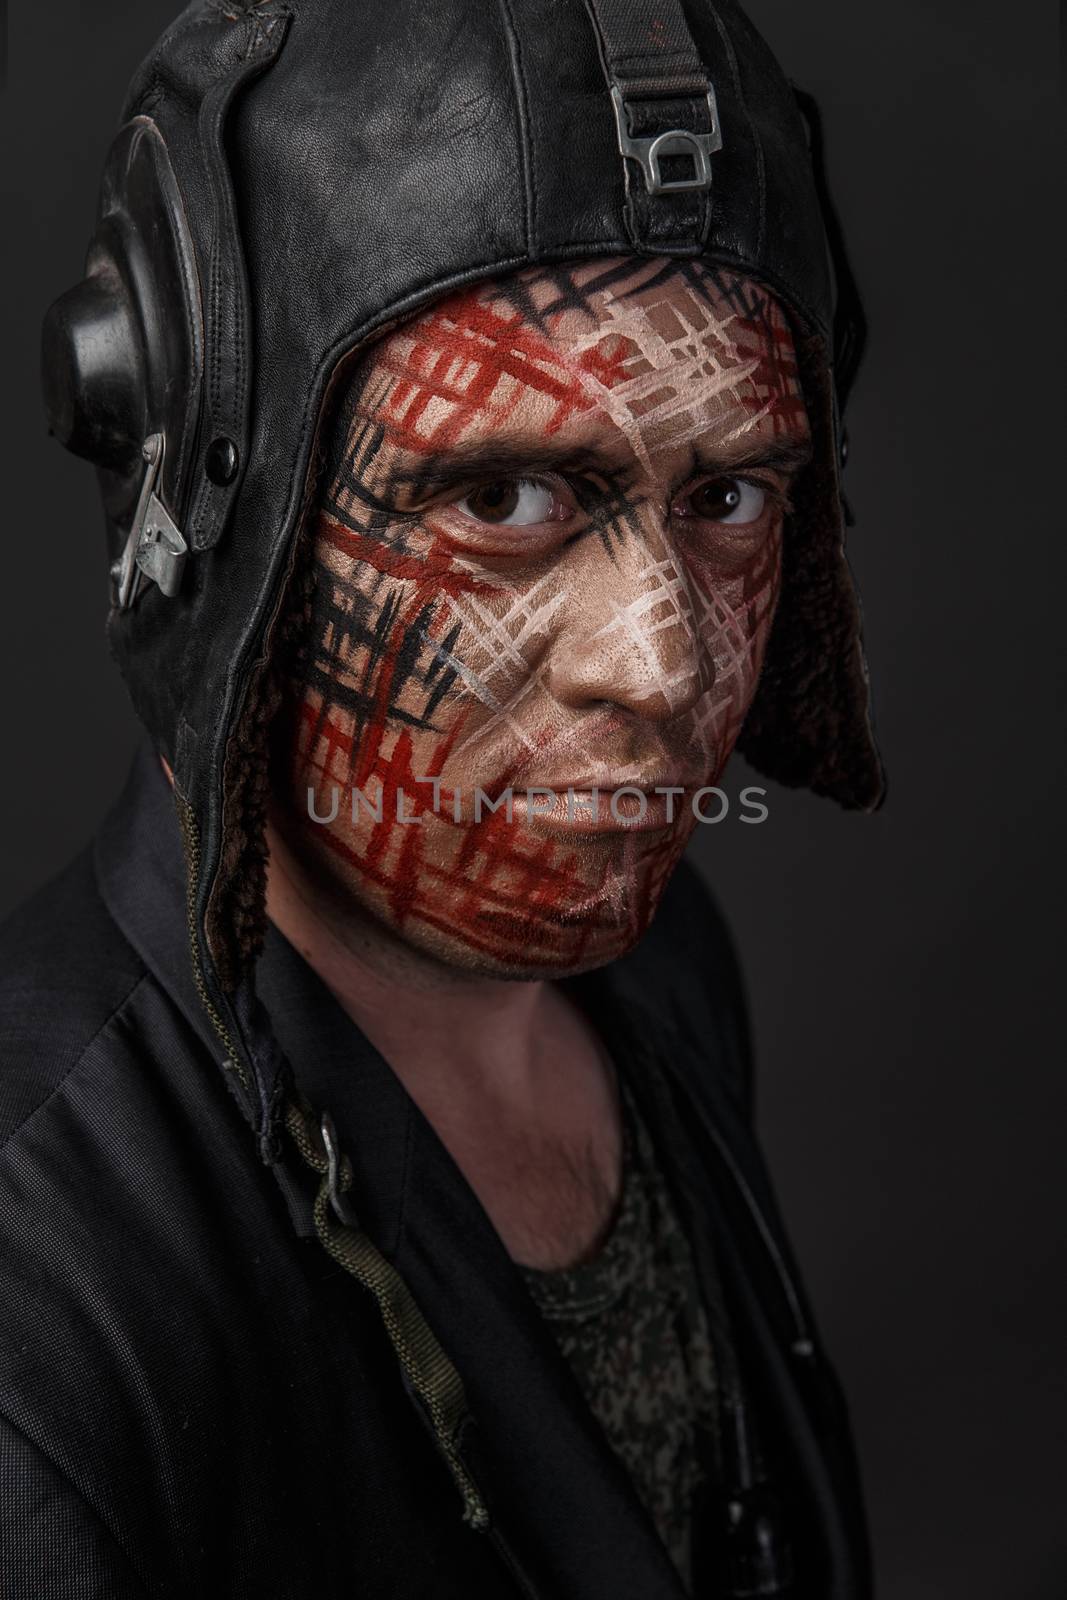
(3, 2, 882, 1596)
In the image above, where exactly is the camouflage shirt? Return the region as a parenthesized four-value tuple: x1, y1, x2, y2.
(520, 1077, 722, 1594)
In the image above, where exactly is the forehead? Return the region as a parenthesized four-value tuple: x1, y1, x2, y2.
(339, 257, 807, 468)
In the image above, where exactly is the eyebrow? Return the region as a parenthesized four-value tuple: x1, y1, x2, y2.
(379, 432, 813, 499)
(702, 436, 814, 475)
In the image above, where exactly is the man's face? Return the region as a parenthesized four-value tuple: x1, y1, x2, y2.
(273, 258, 809, 978)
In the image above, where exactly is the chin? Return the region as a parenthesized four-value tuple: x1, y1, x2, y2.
(392, 911, 653, 982)
(290, 804, 691, 980)
(348, 855, 675, 981)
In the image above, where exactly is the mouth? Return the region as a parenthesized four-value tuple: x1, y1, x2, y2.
(508, 781, 695, 835)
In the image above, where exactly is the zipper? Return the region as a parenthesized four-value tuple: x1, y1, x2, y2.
(647, 1050, 804, 1596)
(173, 788, 251, 1094)
(686, 1102, 814, 1356)
(485, 1524, 544, 1600)
(637, 1033, 815, 1359)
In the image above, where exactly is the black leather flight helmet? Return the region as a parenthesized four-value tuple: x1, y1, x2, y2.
(41, 0, 884, 1139)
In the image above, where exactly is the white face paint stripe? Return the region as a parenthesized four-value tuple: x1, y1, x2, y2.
(585, 548, 703, 710)
(441, 577, 569, 686)
(449, 664, 549, 759)
(568, 292, 762, 472)
(419, 630, 501, 711)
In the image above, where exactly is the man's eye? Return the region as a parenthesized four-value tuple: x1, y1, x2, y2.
(675, 477, 766, 525)
(455, 478, 568, 527)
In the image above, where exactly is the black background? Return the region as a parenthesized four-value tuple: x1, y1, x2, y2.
(1, 3, 1062, 1595)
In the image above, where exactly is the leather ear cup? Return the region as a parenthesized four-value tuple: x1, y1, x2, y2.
(41, 271, 145, 472)
(41, 116, 203, 537)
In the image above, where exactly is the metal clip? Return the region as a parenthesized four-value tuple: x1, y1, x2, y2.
(114, 433, 188, 609)
(320, 1109, 356, 1226)
(610, 84, 722, 195)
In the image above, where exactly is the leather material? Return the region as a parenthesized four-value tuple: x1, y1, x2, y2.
(41, 118, 204, 525)
(44, 0, 884, 1139)
(581, 0, 716, 250)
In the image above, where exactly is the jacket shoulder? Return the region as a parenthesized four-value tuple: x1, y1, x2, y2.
(0, 848, 146, 1150)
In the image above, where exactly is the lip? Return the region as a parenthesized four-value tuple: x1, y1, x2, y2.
(509, 783, 693, 835)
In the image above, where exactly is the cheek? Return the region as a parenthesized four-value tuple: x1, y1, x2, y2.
(428, 569, 561, 714)
(688, 527, 783, 712)
(292, 552, 423, 795)
(292, 527, 537, 807)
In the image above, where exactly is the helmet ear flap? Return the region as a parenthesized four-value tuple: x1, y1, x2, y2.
(41, 116, 204, 601)
(791, 87, 868, 431)
(737, 88, 885, 812)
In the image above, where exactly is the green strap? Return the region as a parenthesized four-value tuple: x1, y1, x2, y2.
(282, 1092, 489, 1530)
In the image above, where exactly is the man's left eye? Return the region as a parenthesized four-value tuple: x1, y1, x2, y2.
(675, 477, 766, 525)
(455, 477, 569, 527)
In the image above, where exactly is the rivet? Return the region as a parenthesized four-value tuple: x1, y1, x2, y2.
(205, 436, 239, 486)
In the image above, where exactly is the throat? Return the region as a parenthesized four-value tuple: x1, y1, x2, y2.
(455, 1119, 625, 1272)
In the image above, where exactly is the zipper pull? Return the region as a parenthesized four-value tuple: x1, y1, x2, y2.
(718, 1481, 795, 1597)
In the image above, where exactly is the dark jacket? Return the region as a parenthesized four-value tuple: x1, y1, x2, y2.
(0, 744, 870, 1598)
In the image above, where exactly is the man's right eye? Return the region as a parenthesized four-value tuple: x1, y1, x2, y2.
(455, 477, 572, 527)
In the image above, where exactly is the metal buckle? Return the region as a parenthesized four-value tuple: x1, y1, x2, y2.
(114, 433, 188, 608)
(610, 84, 722, 195)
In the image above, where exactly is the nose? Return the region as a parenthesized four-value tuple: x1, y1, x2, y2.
(545, 527, 714, 720)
